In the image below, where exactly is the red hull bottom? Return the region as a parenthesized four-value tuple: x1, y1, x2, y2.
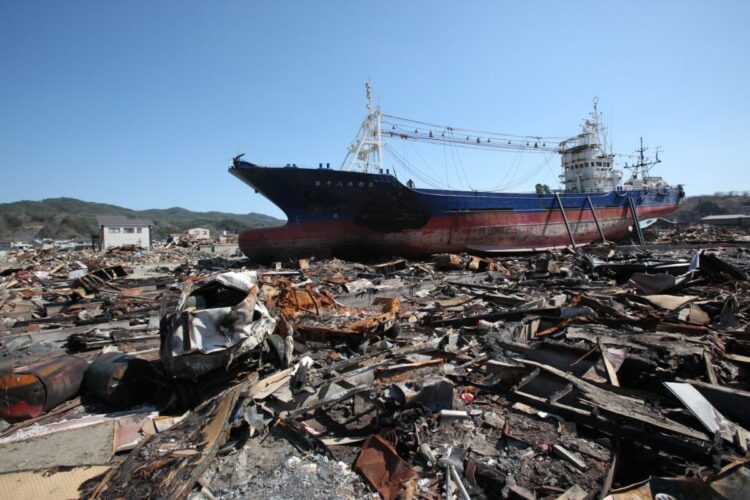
(238, 204, 679, 261)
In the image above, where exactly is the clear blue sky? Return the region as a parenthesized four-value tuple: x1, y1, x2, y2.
(1, 1, 748, 219)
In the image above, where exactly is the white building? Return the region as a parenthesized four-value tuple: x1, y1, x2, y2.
(97, 215, 152, 250)
(186, 227, 210, 239)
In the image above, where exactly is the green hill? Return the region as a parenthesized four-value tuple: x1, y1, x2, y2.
(674, 192, 750, 223)
(0, 197, 283, 241)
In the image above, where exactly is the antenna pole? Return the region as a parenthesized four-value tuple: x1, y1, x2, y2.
(366, 79, 372, 113)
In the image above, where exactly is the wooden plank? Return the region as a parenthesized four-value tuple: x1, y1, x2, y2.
(598, 338, 620, 387)
(320, 435, 368, 446)
(250, 368, 293, 400)
(518, 359, 710, 442)
(725, 353, 750, 365)
(703, 349, 718, 385)
(599, 450, 617, 500)
(552, 444, 586, 470)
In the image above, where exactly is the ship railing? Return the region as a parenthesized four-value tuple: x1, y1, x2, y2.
(236, 162, 336, 169)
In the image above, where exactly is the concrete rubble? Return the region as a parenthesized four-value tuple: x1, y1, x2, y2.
(1, 237, 750, 499)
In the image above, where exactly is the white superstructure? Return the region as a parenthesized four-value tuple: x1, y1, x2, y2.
(558, 98, 623, 193)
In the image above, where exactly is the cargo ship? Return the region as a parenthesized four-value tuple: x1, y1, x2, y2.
(230, 87, 683, 261)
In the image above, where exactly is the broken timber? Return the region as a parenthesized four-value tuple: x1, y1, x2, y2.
(94, 374, 257, 499)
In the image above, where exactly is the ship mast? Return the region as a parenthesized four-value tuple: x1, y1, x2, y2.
(624, 137, 662, 181)
(589, 97, 610, 156)
(341, 81, 384, 173)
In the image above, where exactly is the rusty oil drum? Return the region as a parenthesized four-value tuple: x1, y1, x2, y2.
(85, 352, 157, 408)
(0, 355, 87, 422)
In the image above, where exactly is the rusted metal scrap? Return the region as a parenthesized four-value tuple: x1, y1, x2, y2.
(85, 351, 159, 408)
(262, 278, 338, 317)
(293, 297, 400, 341)
(264, 278, 400, 343)
(3, 239, 750, 498)
(353, 434, 418, 500)
(160, 271, 276, 379)
(0, 354, 87, 422)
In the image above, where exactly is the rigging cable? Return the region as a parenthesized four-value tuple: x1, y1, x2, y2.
(385, 145, 452, 189)
(382, 114, 566, 141)
(495, 154, 554, 191)
(378, 113, 572, 192)
(448, 132, 474, 190)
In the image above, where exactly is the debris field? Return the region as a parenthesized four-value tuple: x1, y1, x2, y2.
(1, 235, 750, 499)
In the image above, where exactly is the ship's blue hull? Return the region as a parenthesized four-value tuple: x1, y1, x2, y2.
(229, 161, 684, 260)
